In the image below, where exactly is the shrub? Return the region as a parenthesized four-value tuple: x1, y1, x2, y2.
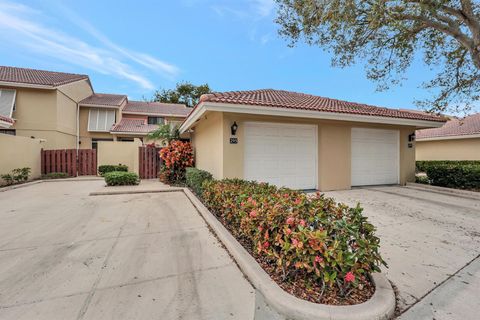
(1, 167, 31, 185)
(99, 164, 128, 176)
(416, 160, 480, 172)
(104, 171, 139, 186)
(202, 179, 386, 297)
(159, 140, 194, 183)
(186, 167, 213, 195)
(42, 172, 70, 179)
(425, 163, 480, 190)
(415, 175, 430, 184)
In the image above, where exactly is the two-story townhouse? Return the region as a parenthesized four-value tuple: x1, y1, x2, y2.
(0, 66, 93, 148)
(0, 66, 191, 150)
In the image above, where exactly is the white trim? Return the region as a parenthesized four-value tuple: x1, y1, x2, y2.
(243, 121, 318, 190)
(0, 119, 13, 128)
(110, 131, 148, 136)
(416, 133, 480, 141)
(0, 81, 56, 90)
(180, 102, 445, 133)
(122, 111, 187, 117)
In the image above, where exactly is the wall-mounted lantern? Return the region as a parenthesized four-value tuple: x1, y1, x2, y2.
(231, 121, 238, 136)
(408, 133, 416, 142)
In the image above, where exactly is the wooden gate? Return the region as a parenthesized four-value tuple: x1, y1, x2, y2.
(139, 146, 162, 179)
(41, 149, 97, 176)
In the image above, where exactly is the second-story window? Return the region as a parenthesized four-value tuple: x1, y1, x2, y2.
(88, 108, 116, 132)
(148, 117, 165, 125)
(0, 89, 16, 118)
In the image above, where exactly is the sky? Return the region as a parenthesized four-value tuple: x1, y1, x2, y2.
(0, 0, 455, 112)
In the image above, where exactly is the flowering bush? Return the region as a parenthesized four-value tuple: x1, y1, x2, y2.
(159, 140, 194, 183)
(202, 179, 386, 298)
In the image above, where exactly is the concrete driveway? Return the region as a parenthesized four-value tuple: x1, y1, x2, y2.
(324, 185, 480, 320)
(0, 180, 254, 320)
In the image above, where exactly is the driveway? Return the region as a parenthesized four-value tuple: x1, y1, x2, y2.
(324, 185, 480, 319)
(0, 180, 254, 320)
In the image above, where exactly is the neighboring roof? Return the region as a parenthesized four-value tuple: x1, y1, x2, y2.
(110, 118, 158, 134)
(0, 66, 89, 88)
(416, 113, 480, 140)
(198, 89, 445, 123)
(0, 114, 14, 128)
(122, 100, 190, 117)
(79, 93, 127, 107)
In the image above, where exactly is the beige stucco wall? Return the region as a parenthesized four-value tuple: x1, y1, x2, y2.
(97, 139, 142, 174)
(78, 107, 118, 149)
(0, 134, 45, 185)
(191, 111, 417, 191)
(192, 111, 224, 179)
(5, 79, 93, 149)
(416, 138, 480, 160)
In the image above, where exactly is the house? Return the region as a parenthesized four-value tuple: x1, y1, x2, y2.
(180, 89, 445, 191)
(0, 66, 190, 149)
(416, 113, 480, 161)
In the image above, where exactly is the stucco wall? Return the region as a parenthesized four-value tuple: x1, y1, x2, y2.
(192, 111, 417, 191)
(79, 107, 117, 149)
(97, 139, 142, 174)
(416, 138, 480, 160)
(0, 134, 45, 185)
(192, 112, 224, 179)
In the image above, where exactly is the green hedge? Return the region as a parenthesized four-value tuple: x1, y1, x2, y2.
(416, 160, 480, 172)
(186, 167, 213, 194)
(98, 165, 128, 176)
(42, 172, 70, 179)
(425, 163, 480, 190)
(104, 171, 139, 186)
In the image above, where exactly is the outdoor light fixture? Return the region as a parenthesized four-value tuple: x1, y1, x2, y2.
(408, 133, 416, 142)
(231, 121, 238, 135)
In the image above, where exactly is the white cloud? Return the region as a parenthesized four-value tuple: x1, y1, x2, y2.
(0, 1, 179, 90)
(250, 0, 275, 17)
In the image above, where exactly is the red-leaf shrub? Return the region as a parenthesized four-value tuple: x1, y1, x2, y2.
(202, 179, 386, 298)
(159, 140, 194, 183)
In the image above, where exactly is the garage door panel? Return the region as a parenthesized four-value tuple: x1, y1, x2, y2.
(351, 128, 399, 186)
(244, 122, 317, 190)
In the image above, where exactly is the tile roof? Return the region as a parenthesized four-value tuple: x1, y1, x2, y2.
(199, 89, 446, 123)
(110, 118, 158, 134)
(416, 113, 480, 139)
(0, 114, 14, 125)
(0, 66, 89, 87)
(123, 100, 190, 117)
(79, 93, 127, 107)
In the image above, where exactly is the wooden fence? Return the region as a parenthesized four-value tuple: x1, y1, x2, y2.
(41, 149, 97, 176)
(139, 146, 162, 179)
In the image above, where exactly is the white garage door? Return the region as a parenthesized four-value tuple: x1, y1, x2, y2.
(351, 128, 400, 186)
(244, 122, 317, 190)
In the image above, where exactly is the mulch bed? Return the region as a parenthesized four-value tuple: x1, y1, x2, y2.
(210, 208, 375, 306)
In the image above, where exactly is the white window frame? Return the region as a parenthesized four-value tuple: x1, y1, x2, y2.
(0, 89, 17, 117)
(88, 108, 116, 132)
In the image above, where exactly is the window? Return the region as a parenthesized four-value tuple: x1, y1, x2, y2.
(0, 129, 15, 136)
(148, 117, 164, 125)
(0, 89, 16, 118)
(88, 109, 116, 132)
(117, 137, 134, 142)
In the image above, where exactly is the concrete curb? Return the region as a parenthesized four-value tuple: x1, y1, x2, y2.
(406, 182, 479, 200)
(0, 180, 44, 192)
(183, 188, 396, 320)
(89, 188, 183, 196)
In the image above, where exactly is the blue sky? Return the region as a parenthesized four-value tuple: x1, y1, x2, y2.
(0, 0, 443, 111)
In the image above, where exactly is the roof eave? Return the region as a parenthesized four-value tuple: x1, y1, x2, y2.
(79, 103, 122, 109)
(179, 102, 445, 133)
(416, 133, 480, 141)
(0, 81, 55, 90)
(110, 131, 150, 135)
(122, 111, 188, 117)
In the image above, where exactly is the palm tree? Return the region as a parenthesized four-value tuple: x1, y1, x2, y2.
(147, 123, 180, 145)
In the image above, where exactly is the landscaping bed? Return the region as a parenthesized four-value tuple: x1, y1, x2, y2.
(415, 160, 480, 192)
(187, 173, 386, 306)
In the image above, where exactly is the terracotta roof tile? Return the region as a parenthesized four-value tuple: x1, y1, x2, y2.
(199, 89, 446, 123)
(416, 113, 480, 139)
(0, 66, 89, 87)
(123, 100, 190, 117)
(79, 93, 127, 107)
(110, 118, 158, 134)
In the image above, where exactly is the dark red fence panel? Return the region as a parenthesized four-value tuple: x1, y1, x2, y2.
(139, 146, 162, 179)
(41, 149, 96, 177)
